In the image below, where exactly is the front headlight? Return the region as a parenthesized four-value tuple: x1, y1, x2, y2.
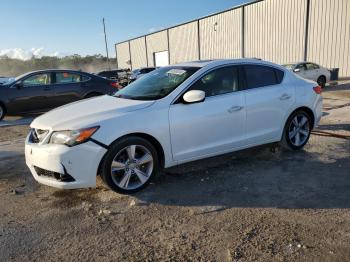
(50, 126, 99, 146)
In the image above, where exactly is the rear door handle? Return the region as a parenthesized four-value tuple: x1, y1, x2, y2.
(280, 94, 291, 100)
(228, 106, 243, 113)
(43, 86, 51, 91)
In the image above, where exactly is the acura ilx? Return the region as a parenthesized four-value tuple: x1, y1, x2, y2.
(25, 59, 323, 193)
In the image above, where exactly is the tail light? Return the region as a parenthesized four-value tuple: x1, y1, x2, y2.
(110, 82, 122, 89)
(313, 86, 322, 94)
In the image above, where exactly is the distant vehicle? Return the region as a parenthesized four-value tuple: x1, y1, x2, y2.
(129, 67, 156, 82)
(97, 69, 129, 81)
(0, 69, 120, 120)
(25, 59, 322, 194)
(282, 62, 331, 87)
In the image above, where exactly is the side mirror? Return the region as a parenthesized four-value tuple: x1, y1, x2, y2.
(14, 82, 23, 89)
(183, 90, 205, 104)
(293, 68, 301, 73)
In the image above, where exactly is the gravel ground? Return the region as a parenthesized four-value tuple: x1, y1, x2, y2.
(0, 85, 349, 261)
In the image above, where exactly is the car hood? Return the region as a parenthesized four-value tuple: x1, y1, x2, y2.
(31, 95, 155, 130)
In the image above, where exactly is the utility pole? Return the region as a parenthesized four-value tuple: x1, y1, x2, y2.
(102, 18, 111, 70)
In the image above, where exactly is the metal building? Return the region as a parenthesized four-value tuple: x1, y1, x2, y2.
(115, 0, 350, 77)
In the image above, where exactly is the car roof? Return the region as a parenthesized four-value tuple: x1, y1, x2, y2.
(24, 69, 90, 75)
(173, 58, 286, 70)
(284, 61, 318, 65)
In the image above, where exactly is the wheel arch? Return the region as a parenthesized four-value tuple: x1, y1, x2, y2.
(286, 106, 315, 130)
(0, 101, 7, 115)
(97, 132, 166, 176)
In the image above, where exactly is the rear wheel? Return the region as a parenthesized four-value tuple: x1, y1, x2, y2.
(100, 136, 159, 194)
(317, 76, 326, 88)
(281, 110, 312, 150)
(0, 104, 6, 121)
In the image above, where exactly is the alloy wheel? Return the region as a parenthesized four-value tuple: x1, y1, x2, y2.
(288, 114, 310, 147)
(110, 145, 154, 190)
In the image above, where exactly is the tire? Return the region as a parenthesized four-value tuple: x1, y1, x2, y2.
(317, 76, 326, 88)
(100, 136, 159, 194)
(84, 92, 103, 99)
(0, 104, 6, 121)
(280, 110, 312, 150)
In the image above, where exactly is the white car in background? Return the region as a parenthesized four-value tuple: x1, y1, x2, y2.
(283, 62, 331, 87)
(25, 59, 323, 194)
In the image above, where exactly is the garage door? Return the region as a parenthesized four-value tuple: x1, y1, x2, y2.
(154, 51, 169, 67)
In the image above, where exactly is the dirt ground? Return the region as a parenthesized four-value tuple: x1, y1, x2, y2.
(0, 85, 350, 262)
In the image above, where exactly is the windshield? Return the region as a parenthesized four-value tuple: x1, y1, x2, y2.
(282, 64, 295, 70)
(115, 66, 200, 100)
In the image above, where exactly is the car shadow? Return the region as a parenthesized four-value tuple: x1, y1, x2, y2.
(134, 137, 350, 210)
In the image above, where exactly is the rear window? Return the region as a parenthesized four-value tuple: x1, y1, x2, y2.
(244, 65, 284, 89)
(55, 72, 81, 84)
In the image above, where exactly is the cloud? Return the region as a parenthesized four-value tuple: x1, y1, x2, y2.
(148, 27, 165, 33)
(0, 48, 66, 60)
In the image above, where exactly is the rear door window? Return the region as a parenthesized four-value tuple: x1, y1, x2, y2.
(55, 72, 82, 84)
(243, 65, 284, 89)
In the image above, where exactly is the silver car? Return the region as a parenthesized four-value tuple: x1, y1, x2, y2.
(283, 62, 331, 87)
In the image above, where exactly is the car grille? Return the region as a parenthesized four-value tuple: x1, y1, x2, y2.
(29, 129, 49, 143)
(34, 166, 75, 182)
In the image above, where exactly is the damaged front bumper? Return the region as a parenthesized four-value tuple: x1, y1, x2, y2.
(25, 133, 107, 189)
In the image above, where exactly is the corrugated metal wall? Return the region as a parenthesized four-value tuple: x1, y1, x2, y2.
(199, 8, 242, 60)
(116, 42, 130, 69)
(308, 0, 350, 77)
(145, 30, 168, 67)
(169, 21, 199, 64)
(245, 0, 306, 64)
(116, 0, 349, 77)
(130, 37, 147, 69)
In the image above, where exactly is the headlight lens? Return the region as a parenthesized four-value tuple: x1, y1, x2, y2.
(50, 126, 99, 146)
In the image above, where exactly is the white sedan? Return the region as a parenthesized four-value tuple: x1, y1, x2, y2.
(25, 59, 323, 194)
(283, 62, 331, 87)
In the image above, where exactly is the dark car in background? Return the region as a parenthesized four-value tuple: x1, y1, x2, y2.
(97, 69, 130, 88)
(97, 69, 130, 80)
(0, 69, 120, 120)
(129, 67, 156, 83)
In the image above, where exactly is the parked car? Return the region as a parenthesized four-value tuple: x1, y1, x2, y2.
(97, 69, 129, 81)
(129, 67, 156, 82)
(282, 62, 331, 87)
(0, 69, 120, 120)
(25, 59, 323, 194)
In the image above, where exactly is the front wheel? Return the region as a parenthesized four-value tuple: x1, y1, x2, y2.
(0, 104, 6, 121)
(281, 111, 312, 150)
(100, 136, 159, 194)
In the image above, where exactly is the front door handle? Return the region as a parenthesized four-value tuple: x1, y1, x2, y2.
(228, 106, 243, 113)
(280, 94, 291, 100)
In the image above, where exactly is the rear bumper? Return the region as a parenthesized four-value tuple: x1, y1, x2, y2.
(25, 134, 107, 189)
